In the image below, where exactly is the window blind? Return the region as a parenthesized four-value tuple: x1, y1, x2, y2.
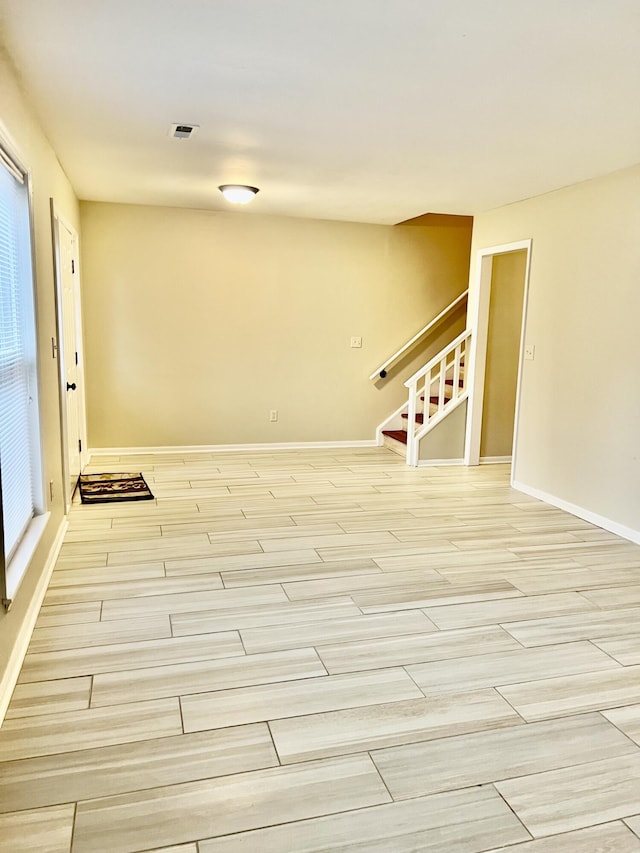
(0, 148, 37, 562)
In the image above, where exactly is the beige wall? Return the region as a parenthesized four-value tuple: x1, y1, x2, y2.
(0, 51, 80, 685)
(480, 249, 527, 458)
(469, 164, 640, 534)
(80, 202, 471, 447)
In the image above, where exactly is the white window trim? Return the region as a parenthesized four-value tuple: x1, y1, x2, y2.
(0, 121, 46, 610)
(4, 513, 50, 603)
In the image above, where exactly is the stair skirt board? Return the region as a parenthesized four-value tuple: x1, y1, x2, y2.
(89, 440, 379, 457)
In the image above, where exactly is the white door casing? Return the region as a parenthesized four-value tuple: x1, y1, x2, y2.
(464, 239, 532, 474)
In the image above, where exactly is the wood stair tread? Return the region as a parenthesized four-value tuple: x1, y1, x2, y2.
(401, 412, 425, 424)
(382, 359, 465, 453)
(382, 429, 408, 445)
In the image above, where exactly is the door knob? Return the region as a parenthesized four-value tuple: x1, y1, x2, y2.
(66, 382, 77, 391)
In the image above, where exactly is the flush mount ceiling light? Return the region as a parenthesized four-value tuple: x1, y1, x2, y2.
(218, 184, 260, 205)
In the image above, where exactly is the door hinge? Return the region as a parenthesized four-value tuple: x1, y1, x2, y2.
(51, 337, 58, 359)
(78, 438, 82, 452)
(75, 351, 78, 365)
(71, 259, 75, 274)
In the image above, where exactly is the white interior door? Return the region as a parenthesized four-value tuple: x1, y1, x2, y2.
(57, 219, 82, 496)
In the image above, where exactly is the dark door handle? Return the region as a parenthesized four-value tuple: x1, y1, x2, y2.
(66, 382, 77, 391)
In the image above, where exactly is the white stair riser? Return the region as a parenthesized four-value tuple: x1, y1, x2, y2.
(382, 434, 407, 457)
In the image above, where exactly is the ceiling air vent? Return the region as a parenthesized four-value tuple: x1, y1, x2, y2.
(169, 123, 200, 140)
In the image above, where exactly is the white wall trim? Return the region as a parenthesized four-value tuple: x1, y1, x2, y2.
(464, 238, 533, 467)
(414, 447, 508, 469)
(375, 401, 408, 446)
(5, 513, 50, 602)
(88, 440, 379, 458)
(512, 479, 640, 546)
(0, 516, 68, 725)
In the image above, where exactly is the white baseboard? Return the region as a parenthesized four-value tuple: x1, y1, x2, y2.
(417, 458, 465, 467)
(88, 440, 378, 457)
(0, 516, 68, 724)
(415, 456, 511, 468)
(512, 479, 640, 546)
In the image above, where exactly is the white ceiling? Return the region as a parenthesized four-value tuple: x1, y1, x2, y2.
(1, 0, 639, 224)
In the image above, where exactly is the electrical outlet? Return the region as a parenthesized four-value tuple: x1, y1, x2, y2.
(350, 336, 362, 348)
(269, 409, 278, 422)
(524, 344, 535, 361)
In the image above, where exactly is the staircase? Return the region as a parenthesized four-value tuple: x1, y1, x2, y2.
(376, 327, 472, 466)
(383, 370, 465, 454)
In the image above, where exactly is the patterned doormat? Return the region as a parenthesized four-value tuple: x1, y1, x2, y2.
(78, 473, 154, 504)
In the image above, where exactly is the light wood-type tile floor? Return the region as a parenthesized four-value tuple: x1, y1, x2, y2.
(3, 448, 640, 851)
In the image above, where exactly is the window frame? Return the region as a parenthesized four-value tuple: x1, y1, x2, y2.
(0, 124, 46, 610)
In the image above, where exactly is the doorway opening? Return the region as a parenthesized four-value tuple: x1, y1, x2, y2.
(464, 239, 532, 480)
